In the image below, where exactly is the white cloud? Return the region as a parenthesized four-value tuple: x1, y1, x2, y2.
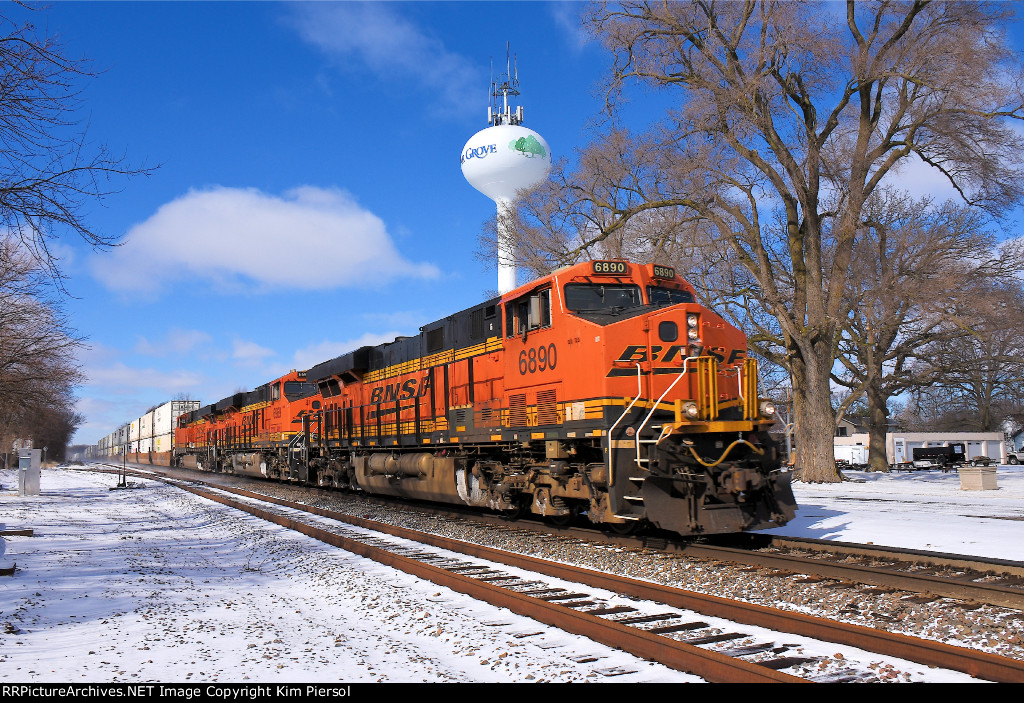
(289, 3, 481, 116)
(291, 331, 404, 372)
(549, 3, 592, 52)
(232, 338, 277, 364)
(878, 154, 963, 202)
(135, 328, 212, 357)
(90, 186, 439, 295)
(82, 361, 205, 396)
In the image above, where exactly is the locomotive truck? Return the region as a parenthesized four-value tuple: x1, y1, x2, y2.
(174, 260, 796, 536)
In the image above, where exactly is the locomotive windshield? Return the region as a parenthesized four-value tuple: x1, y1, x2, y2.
(564, 284, 642, 312)
(648, 286, 695, 306)
(283, 381, 317, 400)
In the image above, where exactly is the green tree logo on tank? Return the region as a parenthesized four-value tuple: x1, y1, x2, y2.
(509, 135, 546, 158)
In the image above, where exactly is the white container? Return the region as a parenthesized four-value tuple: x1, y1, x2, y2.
(153, 432, 173, 453)
(142, 410, 158, 440)
(153, 400, 200, 437)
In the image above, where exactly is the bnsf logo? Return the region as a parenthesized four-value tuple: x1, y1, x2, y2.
(616, 345, 746, 365)
(369, 374, 432, 404)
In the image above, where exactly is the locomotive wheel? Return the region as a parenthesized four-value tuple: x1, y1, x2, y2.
(605, 520, 641, 536)
(547, 505, 579, 528)
(501, 501, 527, 521)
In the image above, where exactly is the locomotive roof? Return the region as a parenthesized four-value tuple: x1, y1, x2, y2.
(306, 295, 501, 385)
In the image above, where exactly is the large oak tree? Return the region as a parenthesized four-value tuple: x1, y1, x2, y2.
(506, 1, 1024, 481)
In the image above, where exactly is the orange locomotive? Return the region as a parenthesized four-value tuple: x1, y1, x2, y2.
(174, 260, 796, 536)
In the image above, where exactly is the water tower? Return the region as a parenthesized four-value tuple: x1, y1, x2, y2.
(461, 49, 551, 294)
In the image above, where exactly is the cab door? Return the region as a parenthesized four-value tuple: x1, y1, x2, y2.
(502, 287, 562, 430)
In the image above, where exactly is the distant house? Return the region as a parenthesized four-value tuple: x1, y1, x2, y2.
(835, 417, 867, 438)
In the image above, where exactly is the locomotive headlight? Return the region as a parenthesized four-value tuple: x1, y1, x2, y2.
(681, 402, 700, 419)
(686, 314, 699, 328)
(759, 400, 777, 418)
(687, 327, 700, 340)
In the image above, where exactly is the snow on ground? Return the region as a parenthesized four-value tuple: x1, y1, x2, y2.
(0, 468, 699, 683)
(1, 464, 1022, 683)
(764, 465, 1024, 562)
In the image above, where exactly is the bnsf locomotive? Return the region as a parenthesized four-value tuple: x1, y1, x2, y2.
(174, 260, 796, 536)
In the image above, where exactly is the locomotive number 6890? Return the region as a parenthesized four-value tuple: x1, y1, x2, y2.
(519, 344, 557, 375)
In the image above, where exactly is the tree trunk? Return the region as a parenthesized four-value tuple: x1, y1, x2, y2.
(790, 341, 841, 483)
(866, 363, 891, 472)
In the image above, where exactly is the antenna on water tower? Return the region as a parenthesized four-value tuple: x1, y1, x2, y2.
(462, 44, 551, 295)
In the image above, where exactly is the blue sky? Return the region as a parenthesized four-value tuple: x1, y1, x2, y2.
(26, 1, 612, 445)
(16, 2, 1022, 446)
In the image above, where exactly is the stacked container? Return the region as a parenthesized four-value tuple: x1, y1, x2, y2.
(95, 401, 201, 458)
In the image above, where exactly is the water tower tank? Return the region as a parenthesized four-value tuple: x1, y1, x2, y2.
(462, 49, 551, 294)
(461, 124, 551, 202)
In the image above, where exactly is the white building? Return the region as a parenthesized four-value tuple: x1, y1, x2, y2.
(835, 429, 1005, 465)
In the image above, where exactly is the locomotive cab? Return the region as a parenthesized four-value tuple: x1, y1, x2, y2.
(495, 261, 795, 534)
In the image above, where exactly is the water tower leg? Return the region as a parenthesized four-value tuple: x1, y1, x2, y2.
(497, 198, 517, 294)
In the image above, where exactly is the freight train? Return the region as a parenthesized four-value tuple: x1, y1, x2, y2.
(171, 260, 796, 536)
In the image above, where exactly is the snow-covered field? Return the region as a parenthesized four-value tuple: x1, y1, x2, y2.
(765, 466, 1024, 562)
(0, 468, 698, 683)
(1, 465, 1021, 683)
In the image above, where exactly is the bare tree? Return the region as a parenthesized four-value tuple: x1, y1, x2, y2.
(0, 236, 84, 462)
(901, 284, 1024, 433)
(509, 1, 1024, 481)
(0, 12, 153, 283)
(833, 192, 1023, 470)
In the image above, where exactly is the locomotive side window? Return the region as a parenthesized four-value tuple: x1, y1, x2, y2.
(648, 286, 695, 305)
(271, 382, 281, 401)
(565, 284, 642, 312)
(506, 289, 552, 337)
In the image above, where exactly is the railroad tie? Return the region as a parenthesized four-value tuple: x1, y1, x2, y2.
(520, 587, 566, 596)
(757, 656, 820, 671)
(585, 606, 638, 616)
(679, 632, 745, 645)
(615, 612, 682, 625)
(647, 621, 708, 634)
(536, 592, 590, 601)
(717, 642, 777, 657)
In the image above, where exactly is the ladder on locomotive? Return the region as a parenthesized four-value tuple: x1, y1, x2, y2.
(610, 357, 701, 520)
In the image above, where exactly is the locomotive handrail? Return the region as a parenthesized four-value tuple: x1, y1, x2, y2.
(606, 363, 644, 488)
(633, 356, 701, 470)
(735, 365, 745, 411)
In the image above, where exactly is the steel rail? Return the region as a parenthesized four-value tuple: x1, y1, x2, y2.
(671, 542, 1024, 610)
(766, 536, 1024, 578)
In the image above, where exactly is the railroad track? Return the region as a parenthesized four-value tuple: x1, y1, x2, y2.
(84, 463, 1024, 682)
(90, 462, 1024, 610)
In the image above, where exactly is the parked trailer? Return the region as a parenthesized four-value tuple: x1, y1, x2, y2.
(911, 444, 966, 470)
(834, 444, 869, 468)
